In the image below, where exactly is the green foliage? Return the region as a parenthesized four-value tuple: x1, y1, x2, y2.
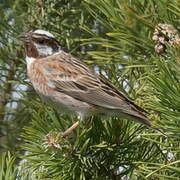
(20, 102, 165, 179)
(0, 0, 179, 179)
(148, 57, 180, 134)
(0, 152, 18, 180)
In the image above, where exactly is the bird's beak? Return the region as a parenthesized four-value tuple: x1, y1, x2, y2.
(18, 32, 30, 42)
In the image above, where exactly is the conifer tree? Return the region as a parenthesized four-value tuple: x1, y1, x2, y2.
(0, 0, 179, 179)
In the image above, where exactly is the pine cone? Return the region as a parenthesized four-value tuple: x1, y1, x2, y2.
(152, 23, 180, 54)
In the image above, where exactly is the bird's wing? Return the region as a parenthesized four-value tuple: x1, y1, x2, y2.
(42, 52, 149, 122)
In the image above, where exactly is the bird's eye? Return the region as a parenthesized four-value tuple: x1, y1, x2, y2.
(38, 39, 45, 44)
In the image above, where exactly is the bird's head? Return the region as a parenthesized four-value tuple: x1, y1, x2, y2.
(19, 29, 60, 58)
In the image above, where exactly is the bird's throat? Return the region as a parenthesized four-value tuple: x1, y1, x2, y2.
(25, 56, 36, 70)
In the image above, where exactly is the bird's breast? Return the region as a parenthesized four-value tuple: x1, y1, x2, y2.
(27, 61, 54, 96)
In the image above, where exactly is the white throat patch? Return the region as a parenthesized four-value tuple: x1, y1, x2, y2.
(25, 56, 36, 70)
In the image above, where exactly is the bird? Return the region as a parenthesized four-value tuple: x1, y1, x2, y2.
(19, 29, 155, 137)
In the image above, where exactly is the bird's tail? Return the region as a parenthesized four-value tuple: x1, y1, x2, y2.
(127, 113, 167, 137)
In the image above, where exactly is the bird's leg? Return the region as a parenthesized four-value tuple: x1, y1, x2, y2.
(59, 121, 79, 137)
